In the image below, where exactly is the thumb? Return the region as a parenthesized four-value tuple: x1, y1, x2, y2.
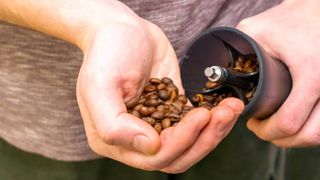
(77, 79, 160, 155)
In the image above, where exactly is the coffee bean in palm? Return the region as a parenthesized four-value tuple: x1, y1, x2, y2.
(145, 98, 159, 107)
(161, 77, 173, 84)
(154, 123, 162, 134)
(138, 97, 146, 104)
(144, 85, 157, 92)
(172, 100, 184, 112)
(161, 118, 172, 129)
(125, 97, 139, 109)
(142, 117, 156, 126)
(139, 106, 151, 117)
(167, 113, 180, 120)
(131, 110, 141, 118)
(156, 105, 167, 112)
(157, 83, 167, 90)
(151, 110, 165, 120)
(149, 78, 162, 84)
(158, 90, 170, 101)
(177, 95, 188, 104)
(166, 83, 179, 94)
(133, 104, 143, 111)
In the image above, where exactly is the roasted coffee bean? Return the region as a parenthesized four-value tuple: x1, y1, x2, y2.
(125, 97, 139, 109)
(166, 83, 179, 94)
(156, 105, 167, 112)
(149, 78, 162, 84)
(157, 83, 167, 90)
(162, 118, 172, 129)
(131, 110, 141, 118)
(145, 98, 159, 107)
(244, 66, 254, 73)
(161, 77, 173, 84)
(145, 91, 158, 98)
(148, 107, 156, 114)
(138, 97, 146, 104)
(235, 60, 243, 68)
(158, 90, 170, 101)
(199, 101, 213, 108)
(164, 100, 172, 106)
(144, 85, 157, 92)
(205, 81, 219, 89)
(204, 95, 215, 102)
(133, 104, 143, 111)
(142, 117, 156, 126)
(167, 113, 180, 119)
(191, 95, 201, 104)
(147, 94, 158, 99)
(191, 94, 204, 105)
(183, 106, 194, 111)
(139, 106, 151, 117)
(154, 123, 162, 134)
(237, 55, 245, 63)
(151, 110, 165, 120)
(177, 95, 188, 104)
(169, 90, 177, 101)
(244, 59, 253, 69)
(171, 101, 183, 113)
(233, 66, 243, 72)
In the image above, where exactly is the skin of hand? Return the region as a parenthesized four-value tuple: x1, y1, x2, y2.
(236, 0, 320, 147)
(0, 0, 244, 173)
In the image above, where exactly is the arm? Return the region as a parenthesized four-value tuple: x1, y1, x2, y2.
(1, 0, 244, 172)
(237, 0, 320, 147)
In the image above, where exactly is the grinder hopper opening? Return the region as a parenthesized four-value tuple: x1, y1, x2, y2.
(180, 27, 292, 121)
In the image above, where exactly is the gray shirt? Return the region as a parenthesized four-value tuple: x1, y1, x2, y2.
(0, 0, 282, 161)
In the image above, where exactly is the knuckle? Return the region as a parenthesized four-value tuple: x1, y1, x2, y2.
(99, 125, 121, 145)
(163, 166, 188, 174)
(276, 117, 301, 136)
(302, 132, 320, 146)
(136, 161, 158, 171)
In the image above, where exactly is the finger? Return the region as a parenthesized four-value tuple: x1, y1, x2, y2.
(247, 77, 319, 141)
(141, 107, 211, 170)
(103, 107, 211, 171)
(236, 14, 281, 59)
(161, 98, 244, 173)
(272, 98, 320, 147)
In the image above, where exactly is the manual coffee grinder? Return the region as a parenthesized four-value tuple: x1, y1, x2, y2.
(180, 27, 292, 120)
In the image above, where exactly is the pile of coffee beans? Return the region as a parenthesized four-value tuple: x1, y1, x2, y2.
(126, 77, 194, 134)
(191, 54, 259, 109)
(232, 54, 259, 73)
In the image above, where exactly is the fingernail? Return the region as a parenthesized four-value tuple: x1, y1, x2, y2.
(133, 135, 152, 154)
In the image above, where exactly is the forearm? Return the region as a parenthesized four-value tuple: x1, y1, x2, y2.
(0, 0, 138, 50)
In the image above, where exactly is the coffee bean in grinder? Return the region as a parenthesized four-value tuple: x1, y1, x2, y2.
(180, 27, 292, 121)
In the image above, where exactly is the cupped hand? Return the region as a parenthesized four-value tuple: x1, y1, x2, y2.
(76, 2, 244, 173)
(237, 0, 320, 147)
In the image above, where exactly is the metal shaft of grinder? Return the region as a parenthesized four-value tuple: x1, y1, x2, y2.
(204, 66, 253, 90)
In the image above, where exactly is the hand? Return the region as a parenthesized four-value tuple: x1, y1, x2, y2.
(237, 0, 320, 147)
(0, 0, 244, 172)
(76, 2, 244, 173)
